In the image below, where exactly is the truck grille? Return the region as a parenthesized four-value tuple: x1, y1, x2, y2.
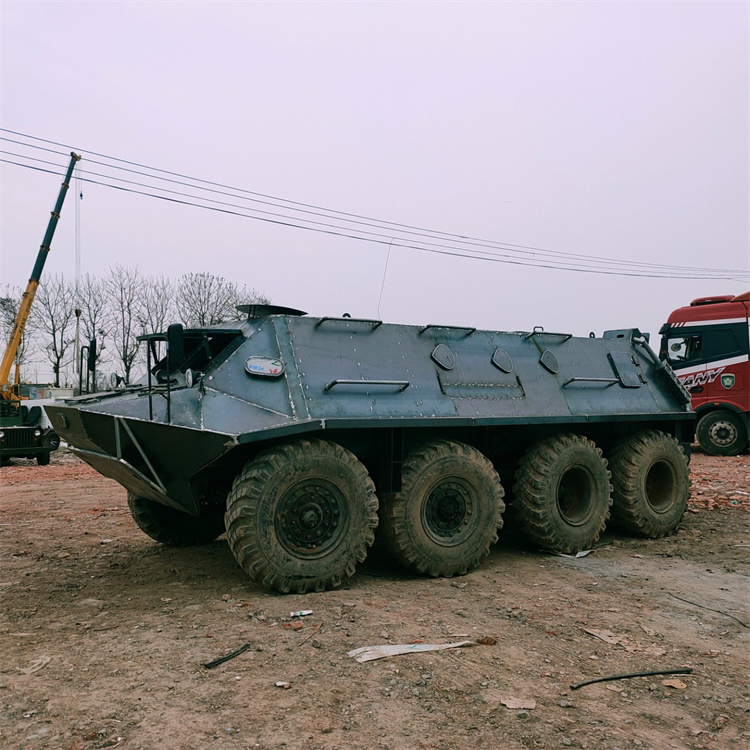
(2, 428, 38, 450)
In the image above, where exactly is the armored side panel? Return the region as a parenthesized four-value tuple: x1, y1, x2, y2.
(45, 310, 692, 516)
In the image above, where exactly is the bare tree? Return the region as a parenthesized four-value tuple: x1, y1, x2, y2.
(33, 275, 77, 387)
(136, 275, 175, 334)
(175, 272, 268, 327)
(75, 273, 110, 379)
(238, 284, 270, 309)
(104, 265, 141, 384)
(22, 269, 270, 387)
(0, 285, 32, 377)
(77, 274, 108, 343)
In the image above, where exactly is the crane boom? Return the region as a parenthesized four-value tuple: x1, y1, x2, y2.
(0, 151, 81, 398)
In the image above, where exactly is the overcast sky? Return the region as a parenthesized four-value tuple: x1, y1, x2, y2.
(1, 1, 748, 347)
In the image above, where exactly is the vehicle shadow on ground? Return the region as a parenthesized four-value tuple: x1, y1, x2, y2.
(94, 502, 676, 597)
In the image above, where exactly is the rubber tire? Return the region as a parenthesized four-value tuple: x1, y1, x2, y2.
(224, 439, 379, 594)
(609, 430, 690, 538)
(380, 440, 505, 577)
(513, 434, 612, 553)
(696, 411, 748, 456)
(127, 492, 226, 546)
(37, 432, 59, 466)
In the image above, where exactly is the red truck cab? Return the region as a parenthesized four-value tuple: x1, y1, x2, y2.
(660, 292, 750, 455)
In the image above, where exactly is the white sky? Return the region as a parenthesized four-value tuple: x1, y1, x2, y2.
(1, 1, 748, 347)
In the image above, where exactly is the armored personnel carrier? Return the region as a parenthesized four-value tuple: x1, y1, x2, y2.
(45, 305, 694, 593)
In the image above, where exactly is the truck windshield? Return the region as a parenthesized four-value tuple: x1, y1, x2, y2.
(664, 334, 702, 364)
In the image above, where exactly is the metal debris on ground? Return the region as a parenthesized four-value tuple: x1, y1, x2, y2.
(348, 640, 477, 663)
(203, 643, 251, 669)
(570, 667, 693, 690)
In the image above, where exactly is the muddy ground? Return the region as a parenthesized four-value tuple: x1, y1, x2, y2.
(1, 448, 748, 750)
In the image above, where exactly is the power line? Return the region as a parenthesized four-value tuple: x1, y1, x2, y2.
(3, 132, 747, 277)
(6, 155, 745, 283)
(5, 131, 743, 275)
(9, 139, 742, 278)
(1, 130, 748, 281)
(11, 149, 740, 279)
(3, 155, 746, 281)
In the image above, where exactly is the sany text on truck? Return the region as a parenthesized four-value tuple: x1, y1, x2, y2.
(660, 292, 750, 455)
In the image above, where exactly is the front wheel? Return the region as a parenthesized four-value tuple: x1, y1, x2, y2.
(224, 439, 379, 594)
(696, 411, 748, 456)
(37, 431, 59, 465)
(609, 430, 689, 538)
(127, 493, 226, 546)
(513, 434, 612, 553)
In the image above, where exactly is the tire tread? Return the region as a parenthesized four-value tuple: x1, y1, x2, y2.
(512, 434, 612, 553)
(609, 429, 689, 538)
(380, 440, 505, 577)
(225, 439, 378, 594)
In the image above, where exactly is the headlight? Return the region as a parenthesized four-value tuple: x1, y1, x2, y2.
(0, 430, 4, 439)
(34, 429, 42, 437)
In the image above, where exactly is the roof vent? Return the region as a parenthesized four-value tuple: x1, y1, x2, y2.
(689, 295, 735, 306)
(236, 304, 307, 319)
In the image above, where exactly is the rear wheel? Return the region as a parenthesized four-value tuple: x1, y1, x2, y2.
(696, 411, 747, 456)
(513, 434, 611, 553)
(224, 439, 379, 594)
(609, 430, 689, 538)
(380, 440, 505, 577)
(127, 493, 225, 546)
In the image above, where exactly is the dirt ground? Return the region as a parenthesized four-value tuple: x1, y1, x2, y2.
(1, 447, 748, 750)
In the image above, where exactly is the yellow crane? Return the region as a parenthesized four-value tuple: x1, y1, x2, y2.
(0, 151, 80, 465)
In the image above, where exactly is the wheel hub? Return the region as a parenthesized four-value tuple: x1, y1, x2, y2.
(556, 464, 596, 526)
(300, 503, 323, 529)
(276, 482, 344, 556)
(423, 480, 474, 545)
(644, 459, 677, 513)
(709, 420, 737, 447)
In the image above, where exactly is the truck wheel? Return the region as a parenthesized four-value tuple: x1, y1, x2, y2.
(37, 431, 59, 465)
(513, 434, 611, 553)
(127, 493, 226, 546)
(224, 439, 379, 594)
(696, 411, 748, 456)
(609, 430, 689, 538)
(380, 440, 505, 577)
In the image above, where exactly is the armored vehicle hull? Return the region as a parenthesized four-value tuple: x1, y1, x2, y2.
(45, 306, 694, 593)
